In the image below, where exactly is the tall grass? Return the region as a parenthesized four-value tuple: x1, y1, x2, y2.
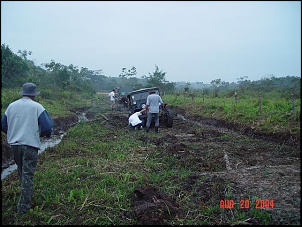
(1, 88, 97, 117)
(163, 90, 300, 137)
(1, 90, 300, 225)
(4, 119, 279, 225)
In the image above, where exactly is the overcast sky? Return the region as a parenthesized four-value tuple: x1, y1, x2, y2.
(1, 1, 301, 84)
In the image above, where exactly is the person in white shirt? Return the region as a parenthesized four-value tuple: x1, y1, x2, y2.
(108, 89, 116, 110)
(128, 108, 146, 130)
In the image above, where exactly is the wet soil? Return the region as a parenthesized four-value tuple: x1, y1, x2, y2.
(105, 106, 300, 225)
(1, 104, 300, 225)
(1, 112, 79, 170)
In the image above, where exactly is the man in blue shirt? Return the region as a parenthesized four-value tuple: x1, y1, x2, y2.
(145, 91, 164, 133)
(1, 83, 53, 215)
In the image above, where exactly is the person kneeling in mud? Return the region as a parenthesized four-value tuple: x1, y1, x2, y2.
(128, 108, 146, 130)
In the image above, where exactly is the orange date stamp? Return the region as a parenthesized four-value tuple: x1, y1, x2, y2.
(220, 199, 274, 209)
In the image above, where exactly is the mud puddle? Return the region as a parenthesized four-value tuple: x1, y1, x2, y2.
(1, 112, 88, 180)
(1, 103, 300, 225)
(107, 110, 300, 225)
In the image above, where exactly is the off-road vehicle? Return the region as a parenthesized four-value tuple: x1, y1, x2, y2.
(115, 86, 133, 110)
(126, 87, 173, 128)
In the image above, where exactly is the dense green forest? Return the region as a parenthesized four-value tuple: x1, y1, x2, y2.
(1, 43, 300, 98)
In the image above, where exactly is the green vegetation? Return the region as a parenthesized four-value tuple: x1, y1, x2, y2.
(163, 90, 300, 139)
(1, 87, 94, 118)
(2, 92, 300, 225)
(2, 43, 300, 95)
(1, 43, 300, 225)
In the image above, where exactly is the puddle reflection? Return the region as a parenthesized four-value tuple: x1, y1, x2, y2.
(1, 133, 65, 180)
(1, 113, 88, 180)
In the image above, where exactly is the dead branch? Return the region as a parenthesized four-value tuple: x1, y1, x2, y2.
(224, 153, 232, 171)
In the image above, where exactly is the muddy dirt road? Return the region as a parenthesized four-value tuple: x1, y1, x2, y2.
(2, 98, 300, 225)
(90, 98, 300, 225)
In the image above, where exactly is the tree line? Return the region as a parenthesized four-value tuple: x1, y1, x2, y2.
(1, 43, 300, 97)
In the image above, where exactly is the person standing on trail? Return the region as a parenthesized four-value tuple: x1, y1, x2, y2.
(108, 89, 116, 110)
(128, 108, 146, 130)
(145, 91, 164, 133)
(1, 82, 53, 215)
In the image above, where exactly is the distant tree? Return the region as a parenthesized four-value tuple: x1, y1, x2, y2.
(44, 60, 65, 88)
(1, 44, 29, 88)
(236, 76, 250, 92)
(17, 49, 32, 60)
(210, 78, 225, 97)
(286, 76, 300, 96)
(117, 66, 139, 89)
(119, 66, 137, 78)
(84, 68, 106, 91)
(43, 60, 89, 90)
(259, 74, 275, 92)
(144, 65, 175, 92)
(184, 82, 191, 92)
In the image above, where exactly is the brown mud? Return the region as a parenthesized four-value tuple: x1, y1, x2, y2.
(1, 112, 79, 169)
(1, 104, 300, 225)
(95, 105, 300, 225)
